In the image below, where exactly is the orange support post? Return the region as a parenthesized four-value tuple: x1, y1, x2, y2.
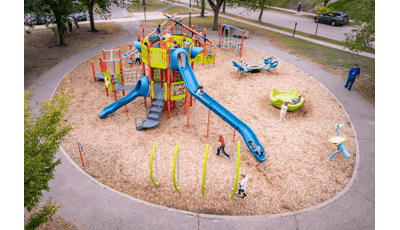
(111, 74, 117, 102)
(240, 30, 245, 58)
(91, 62, 96, 82)
(130, 44, 133, 67)
(77, 143, 84, 167)
(167, 47, 171, 119)
(103, 49, 106, 61)
(187, 89, 190, 129)
(218, 22, 223, 48)
(185, 88, 187, 115)
(207, 109, 210, 138)
(142, 27, 145, 39)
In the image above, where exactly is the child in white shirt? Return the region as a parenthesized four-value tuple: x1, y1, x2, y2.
(237, 173, 248, 199)
(279, 101, 288, 123)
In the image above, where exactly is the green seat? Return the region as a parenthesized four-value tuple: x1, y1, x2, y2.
(270, 88, 305, 111)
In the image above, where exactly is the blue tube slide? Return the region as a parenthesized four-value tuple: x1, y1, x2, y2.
(99, 76, 149, 118)
(170, 48, 266, 162)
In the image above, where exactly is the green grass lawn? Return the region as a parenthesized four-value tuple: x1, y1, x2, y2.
(163, 6, 201, 15)
(127, 0, 170, 13)
(141, 16, 375, 106)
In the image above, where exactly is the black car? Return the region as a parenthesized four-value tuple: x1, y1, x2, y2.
(314, 11, 349, 26)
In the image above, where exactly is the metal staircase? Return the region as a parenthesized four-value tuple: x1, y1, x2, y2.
(136, 81, 165, 131)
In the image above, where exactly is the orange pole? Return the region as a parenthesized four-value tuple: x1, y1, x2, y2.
(91, 62, 96, 82)
(207, 109, 210, 138)
(240, 30, 245, 58)
(103, 49, 106, 61)
(187, 89, 190, 129)
(218, 22, 223, 48)
(77, 143, 84, 167)
(185, 88, 187, 115)
(130, 44, 133, 67)
(142, 27, 145, 39)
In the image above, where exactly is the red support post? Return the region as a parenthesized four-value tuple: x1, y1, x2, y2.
(185, 88, 187, 115)
(240, 30, 245, 58)
(130, 44, 133, 67)
(77, 143, 84, 167)
(91, 62, 96, 82)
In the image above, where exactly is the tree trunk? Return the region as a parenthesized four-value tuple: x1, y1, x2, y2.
(201, 0, 205, 17)
(74, 17, 79, 28)
(212, 5, 221, 30)
(57, 23, 67, 46)
(197, 0, 198, 6)
(222, 0, 225, 13)
(324, 0, 329, 6)
(258, 8, 264, 22)
(88, 7, 98, 32)
(142, 0, 145, 5)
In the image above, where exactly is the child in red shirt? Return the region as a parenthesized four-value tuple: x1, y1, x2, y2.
(217, 134, 231, 160)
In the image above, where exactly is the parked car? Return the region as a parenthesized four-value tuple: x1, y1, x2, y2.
(73, 11, 87, 21)
(314, 11, 349, 26)
(72, 1, 87, 21)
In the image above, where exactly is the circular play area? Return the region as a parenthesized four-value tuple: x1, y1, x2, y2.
(56, 21, 356, 216)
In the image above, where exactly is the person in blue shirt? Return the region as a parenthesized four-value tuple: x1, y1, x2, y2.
(195, 86, 205, 99)
(290, 95, 302, 104)
(156, 24, 161, 35)
(344, 64, 361, 91)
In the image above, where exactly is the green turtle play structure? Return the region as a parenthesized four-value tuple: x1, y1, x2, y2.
(270, 88, 305, 111)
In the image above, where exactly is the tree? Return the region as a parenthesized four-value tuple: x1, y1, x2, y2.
(24, 0, 75, 46)
(200, 0, 205, 17)
(330, 0, 375, 52)
(24, 85, 73, 213)
(206, 0, 225, 30)
(80, 0, 112, 32)
(235, 0, 276, 23)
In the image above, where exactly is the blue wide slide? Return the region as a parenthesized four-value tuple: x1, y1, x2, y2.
(170, 48, 266, 162)
(99, 76, 149, 118)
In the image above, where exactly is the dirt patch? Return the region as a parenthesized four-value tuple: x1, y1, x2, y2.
(56, 39, 356, 216)
(24, 207, 78, 230)
(24, 22, 128, 90)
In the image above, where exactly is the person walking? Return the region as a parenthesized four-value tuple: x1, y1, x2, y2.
(344, 64, 361, 91)
(279, 101, 288, 123)
(217, 134, 231, 160)
(297, 2, 302, 12)
(237, 173, 248, 199)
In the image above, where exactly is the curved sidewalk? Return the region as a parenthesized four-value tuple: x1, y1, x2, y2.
(28, 22, 374, 229)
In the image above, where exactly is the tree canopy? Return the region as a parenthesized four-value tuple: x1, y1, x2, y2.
(24, 86, 72, 212)
(330, 0, 375, 52)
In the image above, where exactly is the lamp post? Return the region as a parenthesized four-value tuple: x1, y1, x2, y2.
(144, 7, 146, 21)
(189, 0, 192, 28)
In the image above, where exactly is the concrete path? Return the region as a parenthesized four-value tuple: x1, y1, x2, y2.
(28, 21, 374, 229)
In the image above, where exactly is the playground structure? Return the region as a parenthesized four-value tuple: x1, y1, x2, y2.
(94, 13, 266, 162)
(329, 122, 351, 161)
(232, 57, 279, 74)
(270, 88, 306, 111)
(217, 23, 247, 58)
